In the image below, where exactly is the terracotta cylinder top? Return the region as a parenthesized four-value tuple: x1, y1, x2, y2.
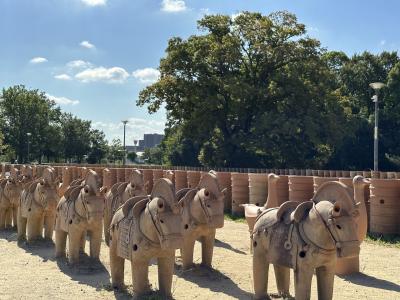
(152, 169, 164, 185)
(141, 169, 153, 194)
(248, 173, 268, 207)
(187, 171, 201, 189)
(288, 176, 314, 203)
(369, 179, 400, 235)
(174, 170, 188, 191)
(231, 173, 249, 216)
(217, 172, 232, 212)
(313, 177, 338, 194)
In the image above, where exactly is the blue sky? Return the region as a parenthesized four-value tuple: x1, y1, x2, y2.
(1, 0, 399, 144)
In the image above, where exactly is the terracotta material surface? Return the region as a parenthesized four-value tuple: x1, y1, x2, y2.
(18, 167, 59, 241)
(231, 173, 249, 216)
(117, 168, 125, 183)
(141, 169, 153, 194)
(248, 173, 268, 207)
(163, 170, 175, 186)
(109, 178, 184, 298)
(152, 169, 164, 184)
(174, 170, 188, 191)
(103, 169, 146, 245)
(288, 176, 314, 203)
(55, 170, 106, 265)
(265, 174, 289, 208)
(252, 200, 359, 300)
(216, 172, 232, 212)
(313, 177, 338, 194)
(369, 179, 400, 235)
(187, 171, 201, 189)
(178, 171, 226, 270)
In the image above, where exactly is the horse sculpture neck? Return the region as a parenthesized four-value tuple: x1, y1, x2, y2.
(139, 205, 160, 246)
(300, 205, 336, 252)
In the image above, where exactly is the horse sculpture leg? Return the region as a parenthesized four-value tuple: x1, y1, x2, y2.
(44, 215, 55, 240)
(316, 264, 335, 300)
(0, 208, 6, 230)
(201, 228, 216, 268)
(110, 231, 125, 289)
(181, 236, 196, 270)
(273, 264, 290, 297)
(26, 214, 43, 242)
(12, 206, 18, 229)
(55, 229, 68, 257)
(68, 229, 81, 264)
(158, 254, 175, 297)
(132, 259, 151, 295)
(17, 207, 27, 240)
(253, 244, 270, 299)
(89, 227, 102, 259)
(5, 209, 12, 228)
(294, 268, 313, 300)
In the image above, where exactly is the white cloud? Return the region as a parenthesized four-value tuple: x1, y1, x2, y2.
(30, 57, 48, 64)
(380, 40, 386, 46)
(75, 66, 130, 83)
(54, 74, 72, 80)
(132, 68, 160, 84)
(231, 12, 243, 20)
(92, 117, 165, 142)
(81, 0, 106, 6)
(161, 0, 187, 13)
(308, 26, 320, 32)
(80, 40, 96, 49)
(46, 94, 79, 106)
(66, 60, 93, 69)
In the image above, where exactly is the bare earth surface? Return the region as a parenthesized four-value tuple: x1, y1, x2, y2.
(0, 220, 399, 300)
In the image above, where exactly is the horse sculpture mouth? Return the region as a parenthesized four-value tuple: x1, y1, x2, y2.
(336, 240, 360, 258)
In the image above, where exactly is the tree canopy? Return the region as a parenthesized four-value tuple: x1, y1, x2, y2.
(138, 11, 400, 170)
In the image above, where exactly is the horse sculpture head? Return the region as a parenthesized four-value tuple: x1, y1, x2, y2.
(5, 176, 23, 205)
(297, 200, 360, 258)
(31, 167, 60, 213)
(127, 169, 146, 197)
(132, 178, 184, 249)
(78, 170, 106, 224)
(180, 171, 226, 229)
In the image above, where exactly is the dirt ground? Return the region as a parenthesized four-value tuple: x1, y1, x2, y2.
(0, 220, 399, 300)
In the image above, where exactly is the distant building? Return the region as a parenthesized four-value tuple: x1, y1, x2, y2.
(127, 133, 164, 152)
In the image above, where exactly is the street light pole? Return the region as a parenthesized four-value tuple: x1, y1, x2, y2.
(122, 120, 128, 165)
(27, 132, 32, 163)
(369, 82, 385, 172)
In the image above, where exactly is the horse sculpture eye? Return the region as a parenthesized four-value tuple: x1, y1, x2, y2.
(336, 225, 342, 230)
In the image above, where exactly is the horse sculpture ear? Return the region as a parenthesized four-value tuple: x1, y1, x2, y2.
(293, 201, 314, 223)
(131, 198, 149, 217)
(178, 189, 197, 208)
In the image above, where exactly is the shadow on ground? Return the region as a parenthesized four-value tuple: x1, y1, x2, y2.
(339, 272, 400, 292)
(175, 264, 253, 299)
(215, 238, 247, 255)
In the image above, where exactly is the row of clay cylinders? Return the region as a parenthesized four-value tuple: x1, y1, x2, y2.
(187, 171, 201, 188)
(142, 169, 153, 194)
(265, 175, 289, 208)
(313, 176, 338, 194)
(102, 168, 117, 190)
(231, 173, 249, 216)
(288, 176, 314, 203)
(217, 172, 232, 212)
(369, 179, 400, 235)
(174, 170, 188, 191)
(248, 173, 268, 207)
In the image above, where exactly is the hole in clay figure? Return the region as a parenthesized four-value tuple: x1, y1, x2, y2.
(184, 224, 189, 230)
(28, 208, 31, 212)
(380, 199, 385, 204)
(204, 190, 209, 197)
(207, 204, 211, 208)
(69, 220, 72, 224)
(133, 244, 138, 251)
(334, 207, 340, 213)
(299, 251, 306, 258)
(253, 241, 257, 247)
(336, 225, 342, 230)
(158, 203, 164, 209)
(256, 203, 259, 206)
(160, 219, 164, 223)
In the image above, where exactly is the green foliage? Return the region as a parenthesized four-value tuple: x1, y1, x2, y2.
(142, 146, 163, 165)
(0, 85, 108, 164)
(138, 11, 348, 168)
(127, 151, 137, 162)
(107, 138, 124, 163)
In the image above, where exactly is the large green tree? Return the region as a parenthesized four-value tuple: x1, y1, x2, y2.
(0, 85, 61, 163)
(138, 11, 347, 168)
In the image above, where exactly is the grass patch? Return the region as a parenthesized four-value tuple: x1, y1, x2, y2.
(224, 213, 246, 223)
(365, 233, 400, 248)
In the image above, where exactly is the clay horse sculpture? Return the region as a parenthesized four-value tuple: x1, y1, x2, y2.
(55, 170, 106, 264)
(104, 168, 146, 245)
(176, 171, 227, 270)
(109, 178, 184, 298)
(17, 167, 59, 241)
(252, 188, 360, 299)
